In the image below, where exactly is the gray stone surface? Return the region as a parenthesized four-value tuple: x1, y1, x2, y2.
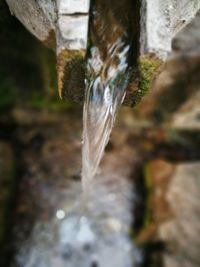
(56, 15, 89, 52)
(138, 9, 200, 121)
(56, 0, 90, 53)
(7, 0, 200, 56)
(57, 0, 90, 14)
(5, 0, 90, 52)
(159, 163, 200, 267)
(6, 0, 56, 44)
(172, 9, 200, 52)
(5, 0, 200, 105)
(142, 0, 200, 58)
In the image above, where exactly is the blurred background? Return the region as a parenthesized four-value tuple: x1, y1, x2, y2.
(0, 1, 200, 267)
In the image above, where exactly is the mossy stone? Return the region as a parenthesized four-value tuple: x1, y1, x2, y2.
(135, 57, 161, 105)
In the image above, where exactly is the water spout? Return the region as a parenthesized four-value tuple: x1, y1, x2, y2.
(82, 0, 136, 192)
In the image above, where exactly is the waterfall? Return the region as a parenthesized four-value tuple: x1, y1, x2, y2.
(82, 0, 136, 192)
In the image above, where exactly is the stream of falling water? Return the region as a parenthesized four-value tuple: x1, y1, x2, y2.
(82, 0, 135, 192)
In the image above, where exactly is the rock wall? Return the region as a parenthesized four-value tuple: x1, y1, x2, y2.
(138, 10, 200, 125)
(4, 0, 200, 107)
(5, 0, 90, 100)
(142, 0, 200, 58)
(5, 0, 57, 48)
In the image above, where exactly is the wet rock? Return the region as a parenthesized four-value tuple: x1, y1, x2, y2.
(0, 142, 14, 244)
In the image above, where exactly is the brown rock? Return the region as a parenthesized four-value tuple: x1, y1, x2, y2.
(146, 160, 175, 224)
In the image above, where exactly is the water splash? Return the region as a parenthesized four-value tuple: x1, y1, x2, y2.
(82, 0, 134, 192)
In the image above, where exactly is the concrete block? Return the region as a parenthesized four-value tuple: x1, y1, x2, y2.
(57, 0, 90, 14)
(57, 15, 89, 51)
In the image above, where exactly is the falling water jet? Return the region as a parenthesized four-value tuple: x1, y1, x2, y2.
(82, 0, 139, 192)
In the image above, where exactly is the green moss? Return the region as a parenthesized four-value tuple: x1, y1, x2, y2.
(133, 57, 160, 105)
(140, 59, 157, 93)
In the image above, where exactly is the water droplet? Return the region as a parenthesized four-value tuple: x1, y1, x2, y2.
(56, 209, 66, 220)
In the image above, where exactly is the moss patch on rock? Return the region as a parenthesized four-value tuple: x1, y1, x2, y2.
(58, 50, 86, 103)
(124, 56, 162, 107)
(135, 57, 161, 105)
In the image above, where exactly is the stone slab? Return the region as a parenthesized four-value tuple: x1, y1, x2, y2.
(57, 0, 90, 14)
(57, 15, 89, 51)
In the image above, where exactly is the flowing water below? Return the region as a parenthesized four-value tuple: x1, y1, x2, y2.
(15, 159, 143, 267)
(4, 120, 145, 267)
(82, 0, 137, 192)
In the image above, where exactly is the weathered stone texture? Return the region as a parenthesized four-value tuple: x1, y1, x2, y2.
(5, 0, 200, 106)
(6, 0, 57, 46)
(142, 0, 200, 58)
(159, 163, 200, 267)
